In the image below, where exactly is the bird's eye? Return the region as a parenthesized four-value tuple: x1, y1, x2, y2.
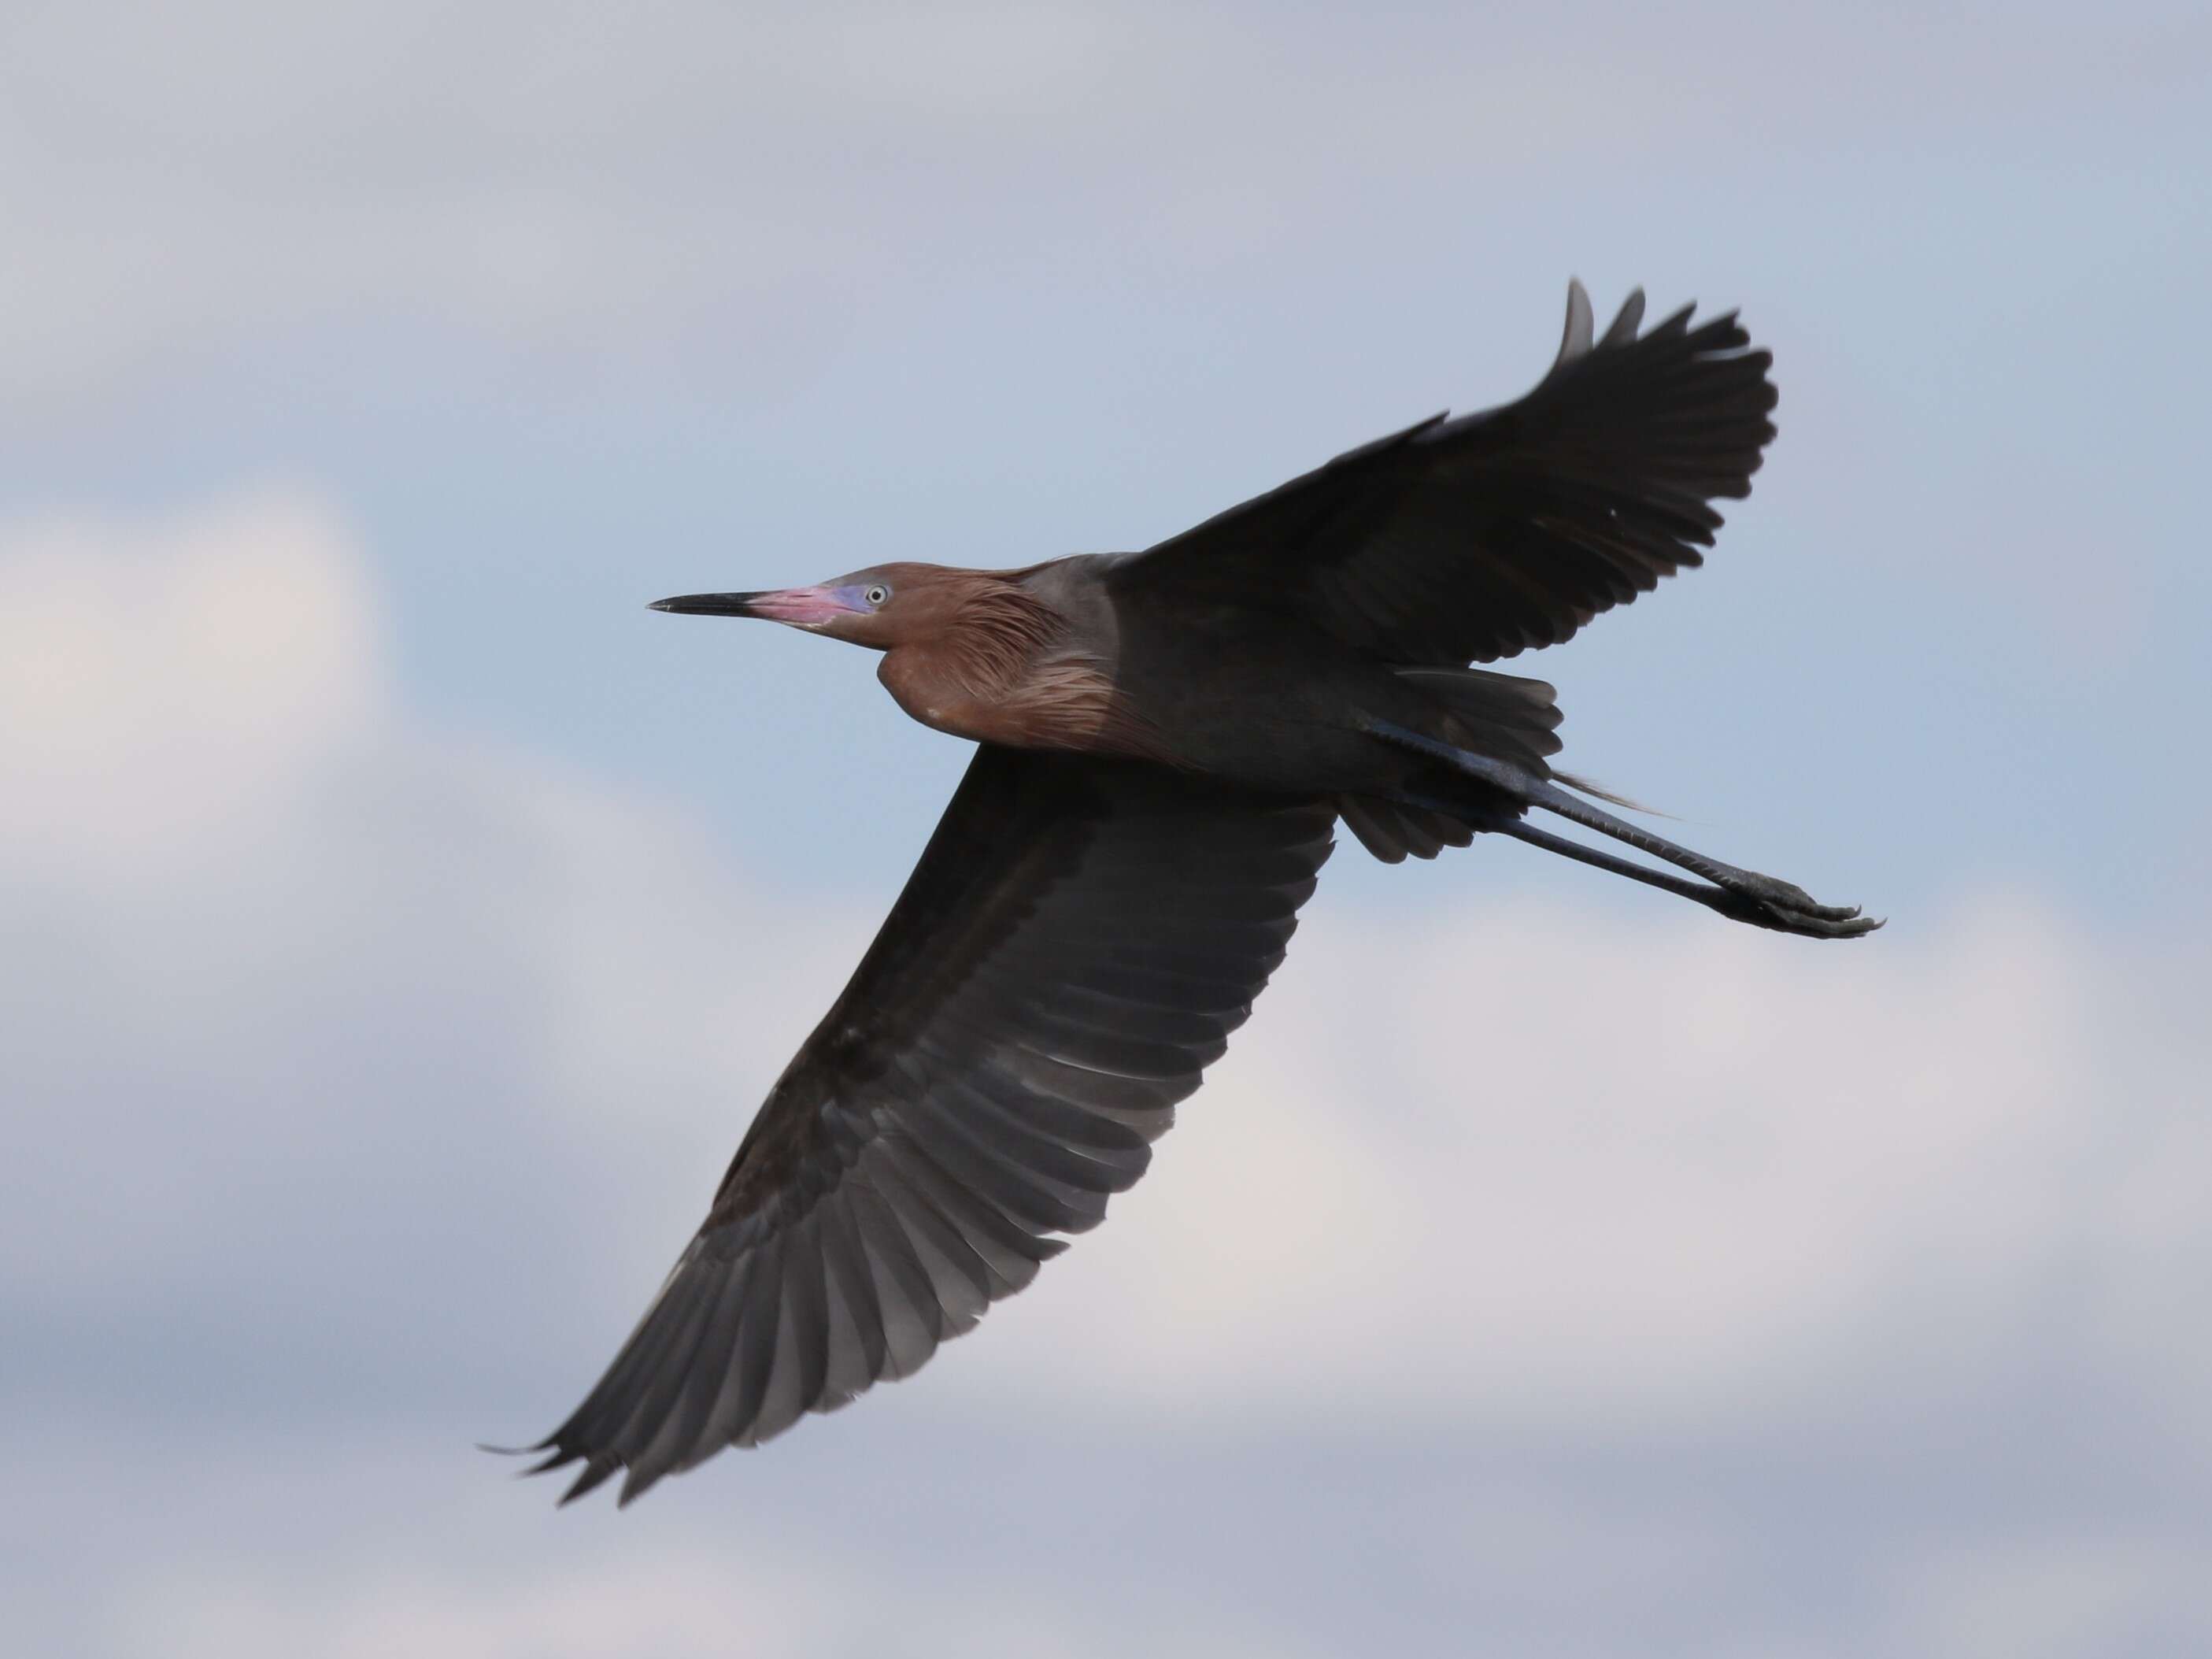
(864, 584, 890, 606)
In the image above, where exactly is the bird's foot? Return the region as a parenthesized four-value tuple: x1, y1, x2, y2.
(1707, 873, 1883, 939)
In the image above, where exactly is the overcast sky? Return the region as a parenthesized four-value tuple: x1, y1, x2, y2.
(7, 4, 2210, 1655)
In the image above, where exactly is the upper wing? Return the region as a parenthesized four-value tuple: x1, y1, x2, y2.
(525, 746, 1334, 1504)
(1108, 283, 1778, 665)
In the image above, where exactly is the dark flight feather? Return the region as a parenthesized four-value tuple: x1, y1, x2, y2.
(1109, 281, 1778, 666)
(525, 746, 1333, 1503)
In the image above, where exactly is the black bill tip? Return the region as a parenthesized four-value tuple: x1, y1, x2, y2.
(649, 592, 761, 617)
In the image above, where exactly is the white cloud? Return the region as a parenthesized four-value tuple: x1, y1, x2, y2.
(0, 490, 379, 854)
(1902, 1534, 2212, 1659)
(113, 1546, 1317, 1659)
(0, 490, 849, 1361)
(4, 1, 2196, 413)
(988, 888, 2212, 1445)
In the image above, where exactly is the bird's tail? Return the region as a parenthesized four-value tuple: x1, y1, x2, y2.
(1552, 770, 1666, 817)
(1391, 665, 1561, 774)
(1337, 668, 1666, 861)
(1337, 667, 1549, 862)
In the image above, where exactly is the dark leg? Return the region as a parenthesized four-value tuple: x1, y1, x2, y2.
(1462, 809, 1878, 939)
(1375, 722, 1881, 940)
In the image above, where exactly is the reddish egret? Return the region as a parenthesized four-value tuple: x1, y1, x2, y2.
(515, 282, 1877, 1504)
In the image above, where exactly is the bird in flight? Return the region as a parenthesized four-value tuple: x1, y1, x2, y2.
(512, 281, 1877, 1505)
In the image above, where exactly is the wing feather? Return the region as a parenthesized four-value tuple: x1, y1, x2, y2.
(1110, 281, 1777, 665)
(524, 746, 1332, 1502)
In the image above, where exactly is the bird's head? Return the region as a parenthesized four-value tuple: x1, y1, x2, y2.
(649, 561, 961, 651)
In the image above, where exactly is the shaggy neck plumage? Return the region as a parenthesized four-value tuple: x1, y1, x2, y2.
(936, 575, 1067, 693)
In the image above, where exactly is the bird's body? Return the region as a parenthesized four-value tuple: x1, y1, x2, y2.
(875, 554, 1426, 791)
(512, 283, 1877, 1505)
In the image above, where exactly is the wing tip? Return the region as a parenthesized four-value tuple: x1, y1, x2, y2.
(1555, 278, 1596, 367)
(1558, 280, 1668, 367)
(1600, 287, 1646, 348)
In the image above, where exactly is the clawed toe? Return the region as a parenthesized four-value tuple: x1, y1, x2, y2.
(1777, 907, 1883, 939)
(1713, 886, 1883, 939)
(1718, 871, 1878, 937)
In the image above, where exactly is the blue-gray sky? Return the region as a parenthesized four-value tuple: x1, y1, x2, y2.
(6, 4, 2210, 1654)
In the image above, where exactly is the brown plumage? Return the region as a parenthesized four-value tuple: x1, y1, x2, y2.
(507, 281, 1879, 1505)
(869, 568, 1172, 759)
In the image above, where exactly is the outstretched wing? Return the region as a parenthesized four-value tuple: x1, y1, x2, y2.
(1109, 282, 1778, 665)
(524, 746, 1334, 1504)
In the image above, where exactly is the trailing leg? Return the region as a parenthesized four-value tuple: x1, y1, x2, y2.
(1372, 720, 1881, 940)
